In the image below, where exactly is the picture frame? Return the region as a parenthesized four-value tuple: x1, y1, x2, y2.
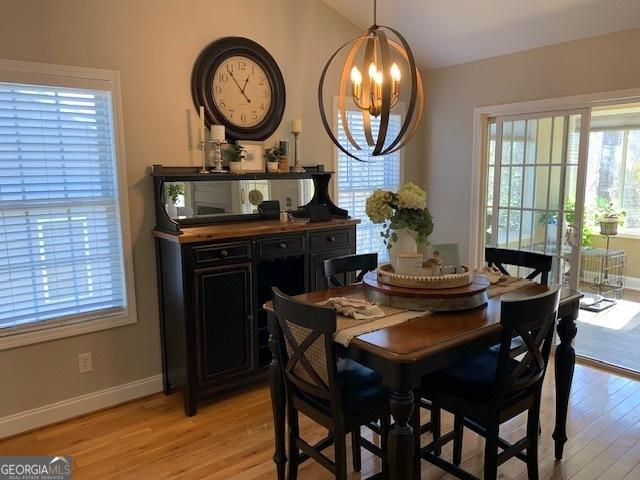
(430, 243, 462, 274)
(237, 140, 265, 172)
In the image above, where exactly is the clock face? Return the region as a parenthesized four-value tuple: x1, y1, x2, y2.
(212, 55, 272, 128)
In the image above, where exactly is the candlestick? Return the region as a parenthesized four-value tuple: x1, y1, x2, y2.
(291, 131, 304, 173)
(292, 118, 302, 134)
(209, 140, 226, 173)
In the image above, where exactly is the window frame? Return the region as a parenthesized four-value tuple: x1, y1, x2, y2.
(588, 126, 640, 239)
(0, 59, 137, 350)
(331, 96, 405, 262)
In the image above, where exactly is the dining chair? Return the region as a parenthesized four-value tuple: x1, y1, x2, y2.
(485, 247, 553, 285)
(417, 286, 561, 480)
(271, 287, 390, 479)
(323, 252, 378, 288)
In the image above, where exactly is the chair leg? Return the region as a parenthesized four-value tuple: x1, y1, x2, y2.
(351, 428, 362, 472)
(483, 423, 499, 480)
(334, 428, 348, 480)
(453, 414, 464, 466)
(432, 402, 442, 456)
(527, 407, 541, 480)
(381, 415, 390, 477)
(287, 407, 300, 480)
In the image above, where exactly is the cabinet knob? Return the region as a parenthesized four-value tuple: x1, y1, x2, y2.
(328, 236, 336, 243)
(220, 249, 228, 257)
(279, 243, 287, 249)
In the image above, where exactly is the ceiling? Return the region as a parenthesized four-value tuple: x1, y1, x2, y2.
(322, 0, 640, 69)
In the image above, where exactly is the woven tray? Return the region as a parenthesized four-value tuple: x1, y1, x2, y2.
(376, 264, 473, 289)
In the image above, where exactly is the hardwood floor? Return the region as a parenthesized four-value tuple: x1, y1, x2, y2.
(1, 359, 639, 479)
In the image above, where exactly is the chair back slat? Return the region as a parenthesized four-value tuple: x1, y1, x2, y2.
(485, 247, 552, 285)
(272, 287, 339, 402)
(323, 253, 378, 288)
(493, 286, 561, 401)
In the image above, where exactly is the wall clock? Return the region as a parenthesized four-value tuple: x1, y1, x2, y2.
(192, 37, 286, 141)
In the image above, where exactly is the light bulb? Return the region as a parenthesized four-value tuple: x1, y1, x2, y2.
(374, 70, 383, 85)
(390, 63, 401, 82)
(368, 62, 377, 79)
(351, 66, 362, 84)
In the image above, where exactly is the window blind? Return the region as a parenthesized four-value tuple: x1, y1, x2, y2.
(0, 81, 127, 331)
(336, 110, 401, 262)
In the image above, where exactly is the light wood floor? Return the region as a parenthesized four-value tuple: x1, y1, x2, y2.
(1, 359, 640, 479)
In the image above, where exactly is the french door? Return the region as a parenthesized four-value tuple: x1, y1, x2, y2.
(484, 109, 590, 288)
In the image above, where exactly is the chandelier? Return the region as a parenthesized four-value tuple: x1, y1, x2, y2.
(318, 0, 423, 161)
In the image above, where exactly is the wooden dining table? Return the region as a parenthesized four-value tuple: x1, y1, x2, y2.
(265, 282, 583, 480)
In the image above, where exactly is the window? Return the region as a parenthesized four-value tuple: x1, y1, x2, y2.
(335, 108, 402, 262)
(586, 129, 640, 233)
(0, 60, 135, 349)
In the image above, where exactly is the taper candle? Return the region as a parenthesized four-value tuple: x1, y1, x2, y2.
(199, 106, 205, 143)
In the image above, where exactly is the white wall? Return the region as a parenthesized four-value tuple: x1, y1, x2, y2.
(422, 27, 640, 262)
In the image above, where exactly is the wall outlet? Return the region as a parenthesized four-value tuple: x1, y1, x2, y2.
(78, 352, 93, 374)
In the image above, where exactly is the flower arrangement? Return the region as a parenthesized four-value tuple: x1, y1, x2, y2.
(365, 182, 434, 247)
(263, 146, 285, 162)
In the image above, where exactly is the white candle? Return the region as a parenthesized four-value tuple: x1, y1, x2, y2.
(211, 124, 225, 142)
(199, 106, 205, 144)
(292, 118, 302, 134)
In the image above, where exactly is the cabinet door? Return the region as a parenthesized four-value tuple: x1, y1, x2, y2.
(194, 264, 253, 383)
(309, 248, 354, 291)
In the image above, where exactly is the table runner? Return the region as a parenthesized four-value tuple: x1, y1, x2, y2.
(329, 275, 534, 347)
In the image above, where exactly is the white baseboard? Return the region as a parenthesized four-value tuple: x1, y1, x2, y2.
(625, 276, 640, 291)
(0, 374, 163, 439)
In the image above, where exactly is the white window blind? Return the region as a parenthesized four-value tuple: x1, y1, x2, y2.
(0, 81, 128, 333)
(336, 110, 402, 262)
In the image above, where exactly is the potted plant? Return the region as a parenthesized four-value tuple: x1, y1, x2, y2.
(365, 182, 434, 269)
(595, 199, 625, 236)
(264, 147, 284, 173)
(223, 143, 245, 173)
(165, 182, 184, 219)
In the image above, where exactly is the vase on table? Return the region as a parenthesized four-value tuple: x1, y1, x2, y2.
(388, 228, 418, 270)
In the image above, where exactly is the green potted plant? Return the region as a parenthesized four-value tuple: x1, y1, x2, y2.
(365, 182, 434, 269)
(164, 182, 184, 219)
(223, 143, 246, 173)
(264, 147, 284, 173)
(594, 198, 625, 236)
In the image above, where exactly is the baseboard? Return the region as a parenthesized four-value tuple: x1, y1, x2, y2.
(0, 374, 163, 439)
(625, 276, 640, 291)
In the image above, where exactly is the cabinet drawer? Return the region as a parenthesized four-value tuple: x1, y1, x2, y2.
(258, 235, 304, 257)
(309, 229, 352, 251)
(194, 242, 251, 264)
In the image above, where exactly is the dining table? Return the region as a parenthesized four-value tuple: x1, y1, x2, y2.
(265, 280, 583, 480)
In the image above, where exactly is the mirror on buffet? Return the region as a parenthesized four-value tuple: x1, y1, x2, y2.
(163, 179, 315, 220)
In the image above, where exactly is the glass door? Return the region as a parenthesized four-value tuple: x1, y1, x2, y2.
(485, 109, 590, 288)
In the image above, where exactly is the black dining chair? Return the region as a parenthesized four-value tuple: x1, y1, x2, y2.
(323, 253, 378, 288)
(485, 247, 553, 285)
(271, 287, 390, 479)
(417, 286, 561, 480)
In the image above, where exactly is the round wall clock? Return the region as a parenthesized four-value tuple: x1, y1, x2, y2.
(191, 37, 286, 141)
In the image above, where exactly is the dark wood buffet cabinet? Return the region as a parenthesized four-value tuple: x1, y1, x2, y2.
(151, 166, 357, 415)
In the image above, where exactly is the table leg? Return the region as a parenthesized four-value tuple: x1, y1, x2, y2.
(268, 313, 287, 480)
(553, 306, 578, 460)
(389, 390, 415, 480)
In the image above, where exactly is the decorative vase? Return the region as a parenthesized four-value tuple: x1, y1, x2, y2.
(267, 161, 279, 173)
(388, 228, 418, 270)
(165, 202, 178, 219)
(278, 155, 290, 173)
(229, 161, 243, 173)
